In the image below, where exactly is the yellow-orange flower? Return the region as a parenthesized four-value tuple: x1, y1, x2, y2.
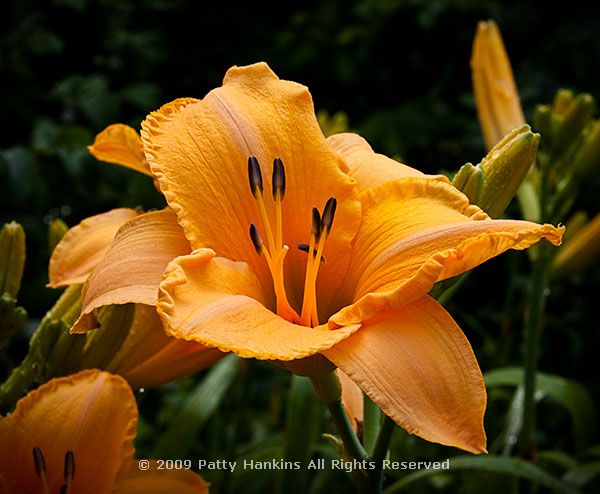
(471, 20, 526, 149)
(0, 369, 207, 493)
(48, 210, 224, 389)
(69, 63, 563, 453)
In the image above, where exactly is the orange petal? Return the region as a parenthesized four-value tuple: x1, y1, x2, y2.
(72, 209, 190, 333)
(141, 63, 360, 306)
(107, 304, 224, 389)
(0, 370, 137, 494)
(471, 20, 525, 150)
(88, 123, 152, 175)
(48, 208, 140, 288)
(327, 133, 440, 190)
(324, 296, 487, 453)
(338, 369, 364, 433)
(113, 461, 209, 494)
(158, 248, 360, 361)
(330, 178, 564, 327)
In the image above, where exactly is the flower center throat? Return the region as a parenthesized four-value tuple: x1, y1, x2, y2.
(247, 156, 336, 327)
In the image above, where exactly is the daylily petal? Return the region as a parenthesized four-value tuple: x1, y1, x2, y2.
(141, 62, 360, 306)
(106, 305, 224, 389)
(72, 209, 190, 333)
(330, 178, 564, 327)
(0, 370, 137, 494)
(324, 296, 487, 453)
(48, 208, 139, 287)
(327, 132, 438, 190)
(88, 123, 152, 176)
(158, 248, 360, 361)
(113, 461, 208, 494)
(338, 369, 364, 432)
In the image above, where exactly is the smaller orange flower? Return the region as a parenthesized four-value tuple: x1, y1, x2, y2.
(0, 369, 208, 494)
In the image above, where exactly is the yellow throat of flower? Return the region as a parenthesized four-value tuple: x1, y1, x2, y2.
(247, 156, 336, 327)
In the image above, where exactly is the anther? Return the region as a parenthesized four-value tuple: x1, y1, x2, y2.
(272, 157, 286, 200)
(64, 450, 75, 482)
(297, 244, 326, 263)
(249, 223, 264, 254)
(248, 156, 264, 198)
(311, 207, 322, 243)
(33, 447, 46, 478)
(321, 197, 337, 235)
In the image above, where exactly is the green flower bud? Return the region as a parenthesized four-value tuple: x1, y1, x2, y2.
(571, 120, 600, 178)
(48, 218, 69, 253)
(552, 93, 595, 153)
(0, 222, 25, 298)
(454, 125, 539, 218)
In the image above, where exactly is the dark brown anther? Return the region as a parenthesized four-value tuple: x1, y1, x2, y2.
(272, 157, 286, 200)
(64, 450, 75, 481)
(297, 244, 326, 263)
(249, 223, 264, 254)
(321, 197, 337, 236)
(311, 207, 322, 243)
(247, 156, 264, 198)
(32, 447, 46, 478)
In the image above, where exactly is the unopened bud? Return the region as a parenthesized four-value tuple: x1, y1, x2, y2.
(49, 218, 69, 253)
(571, 120, 600, 178)
(552, 89, 574, 116)
(552, 93, 595, 153)
(0, 293, 27, 346)
(553, 212, 600, 278)
(471, 20, 525, 149)
(0, 222, 25, 298)
(454, 125, 538, 218)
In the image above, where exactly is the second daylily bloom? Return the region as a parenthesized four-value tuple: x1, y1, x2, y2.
(48, 209, 224, 389)
(0, 369, 207, 493)
(71, 62, 563, 453)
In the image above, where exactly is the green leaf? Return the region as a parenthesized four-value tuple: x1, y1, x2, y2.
(384, 456, 580, 494)
(485, 367, 595, 450)
(280, 375, 321, 494)
(151, 355, 240, 457)
(562, 461, 600, 487)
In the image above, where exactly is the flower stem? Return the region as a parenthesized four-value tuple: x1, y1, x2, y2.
(325, 399, 368, 462)
(519, 242, 552, 455)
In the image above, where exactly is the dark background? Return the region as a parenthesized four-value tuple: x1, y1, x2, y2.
(1, 1, 599, 491)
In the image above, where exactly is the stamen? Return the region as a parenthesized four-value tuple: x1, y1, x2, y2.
(63, 450, 75, 494)
(247, 156, 264, 198)
(247, 155, 298, 322)
(272, 157, 286, 200)
(312, 207, 322, 244)
(33, 447, 49, 494)
(299, 197, 337, 327)
(249, 223, 264, 255)
(297, 244, 326, 263)
(321, 197, 337, 236)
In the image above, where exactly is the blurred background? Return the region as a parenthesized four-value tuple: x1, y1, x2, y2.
(1, 1, 599, 492)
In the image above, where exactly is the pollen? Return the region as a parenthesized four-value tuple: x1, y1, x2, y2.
(247, 156, 336, 327)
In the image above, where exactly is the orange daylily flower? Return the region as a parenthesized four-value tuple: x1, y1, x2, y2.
(471, 20, 526, 149)
(71, 63, 563, 453)
(0, 369, 208, 493)
(48, 210, 224, 389)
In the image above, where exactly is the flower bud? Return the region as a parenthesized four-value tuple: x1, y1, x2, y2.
(0, 222, 25, 298)
(553, 212, 600, 278)
(571, 120, 600, 178)
(551, 93, 595, 154)
(48, 218, 69, 253)
(453, 125, 539, 218)
(471, 20, 525, 150)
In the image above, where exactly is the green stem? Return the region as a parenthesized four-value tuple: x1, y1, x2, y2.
(367, 415, 396, 492)
(363, 394, 382, 454)
(519, 243, 552, 455)
(325, 399, 368, 462)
